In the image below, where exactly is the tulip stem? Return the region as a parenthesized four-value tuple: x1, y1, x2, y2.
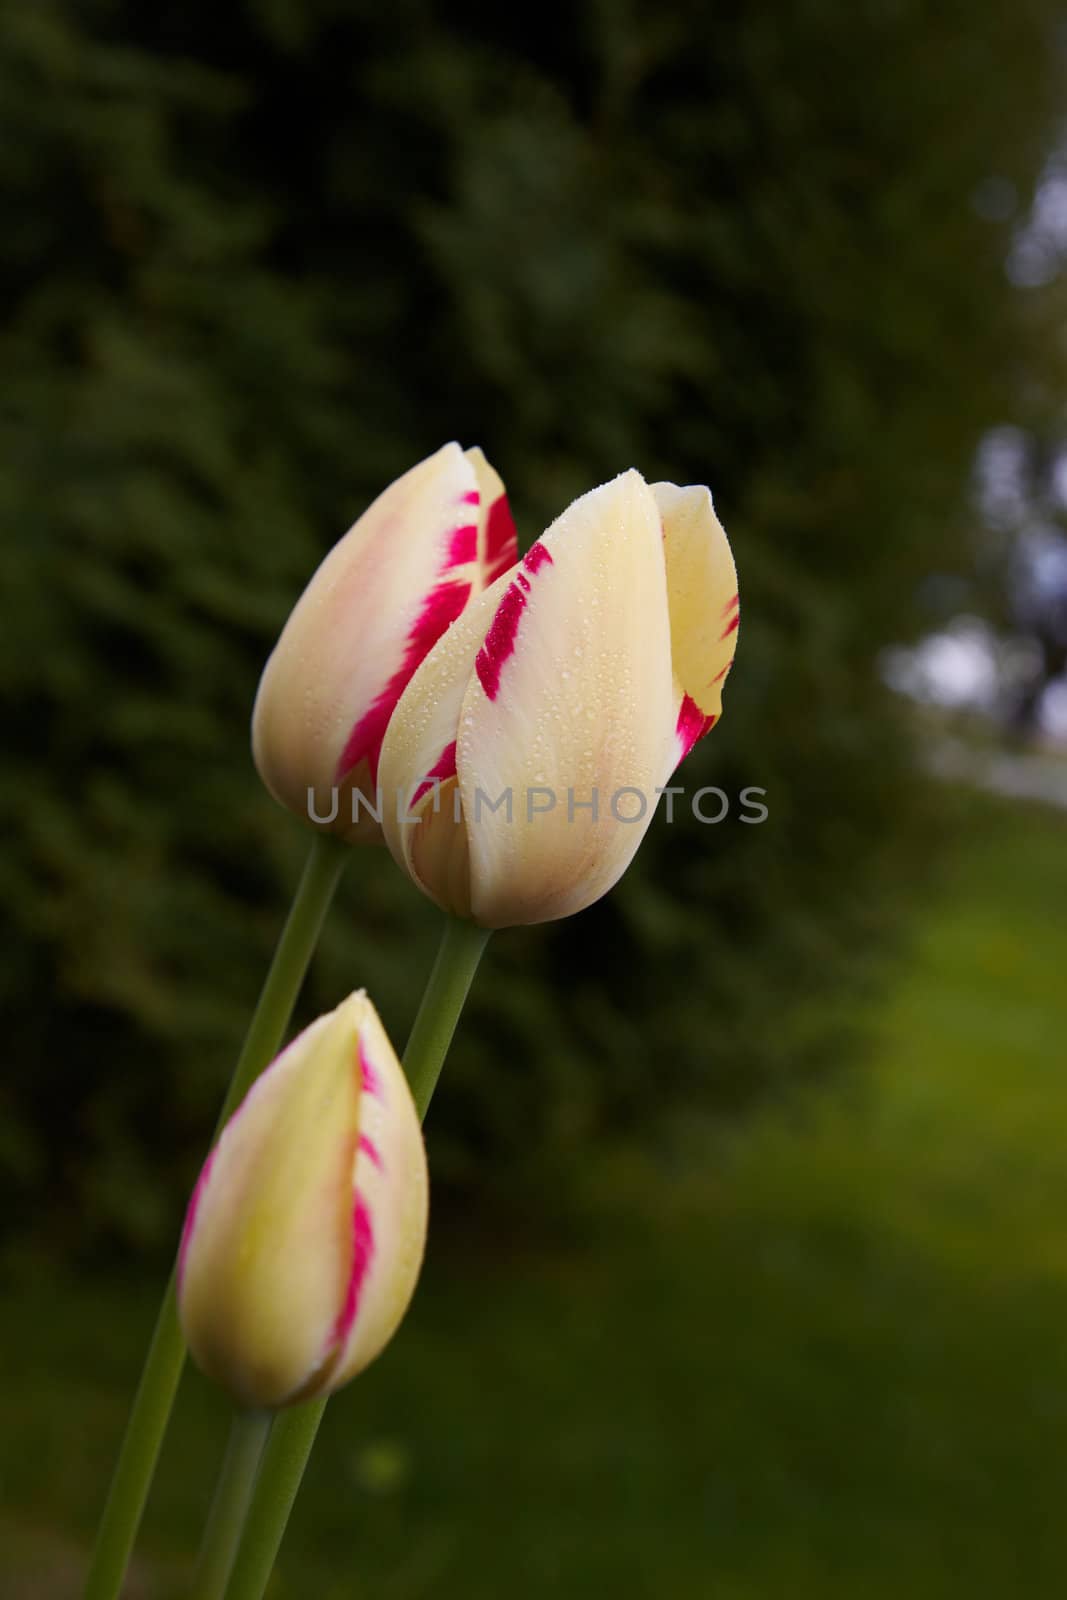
(193, 1411, 272, 1600)
(404, 915, 493, 1118)
(85, 833, 348, 1600)
(219, 914, 491, 1600)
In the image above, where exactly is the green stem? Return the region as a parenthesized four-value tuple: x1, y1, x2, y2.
(220, 914, 491, 1600)
(193, 1412, 272, 1600)
(402, 915, 494, 1120)
(84, 834, 348, 1600)
(217, 1395, 328, 1600)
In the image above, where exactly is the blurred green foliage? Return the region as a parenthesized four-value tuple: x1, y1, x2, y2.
(0, 0, 1062, 1255)
(6, 794, 1067, 1596)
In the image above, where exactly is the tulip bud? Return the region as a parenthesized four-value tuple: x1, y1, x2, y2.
(378, 470, 738, 927)
(177, 993, 428, 1410)
(252, 443, 517, 842)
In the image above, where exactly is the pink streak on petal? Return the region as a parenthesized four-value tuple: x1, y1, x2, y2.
(475, 581, 528, 701)
(474, 542, 555, 701)
(676, 694, 718, 760)
(358, 1133, 383, 1171)
(460, 489, 481, 506)
(330, 1193, 374, 1350)
(719, 612, 740, 642)
(522, 542, 554, 575)
(447, 522, 478, 566)
(483, 494, 519, 582)
(411, 739, 458, 807)
(724, 592, 739, 613)
(712, 658, 734, 685)
(359, 1040, 384, 1101)
(337, 578, 471, 784)
(414, 577, 473, 642)
(177, 1147, 217, 1291)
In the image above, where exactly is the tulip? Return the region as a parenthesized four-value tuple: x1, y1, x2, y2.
(177, 992, 428, 1410)
(378, 469, 738, 927)
(252, 442, 518, 842)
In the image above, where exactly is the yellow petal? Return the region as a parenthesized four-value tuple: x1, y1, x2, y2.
(378, 575, 508, 912)
(252, 443, 485, 840)
(458, 470, 675, 926)
(652, 482, 738, 765)
(465, 446, 519, 588)
(179, 994, 366, 1408)
(328, 1003, 429, 1389)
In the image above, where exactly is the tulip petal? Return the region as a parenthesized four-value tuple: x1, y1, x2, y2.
(251, 442, 487, 836)
(652, 482, 738, 765)
(328, 1005, 429, 1388)
(178, 994, 371, 1408)
(458, 471, 676, 927)
(465, 446, 519, 588)
(378, 575, 510, 912)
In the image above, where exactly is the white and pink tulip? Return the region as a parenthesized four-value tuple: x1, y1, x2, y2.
(177, 992, 427, 1410)
(252, 442, 517, 841)
(378, 469, 738, 928)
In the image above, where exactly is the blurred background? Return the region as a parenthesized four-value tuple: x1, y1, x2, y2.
(3, 1, 1067, 1595)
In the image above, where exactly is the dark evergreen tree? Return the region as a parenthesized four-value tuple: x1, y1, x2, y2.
(1, 0, 1062, 1252)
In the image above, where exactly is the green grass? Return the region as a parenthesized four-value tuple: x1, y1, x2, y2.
(5, 794, 1067, 1597)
